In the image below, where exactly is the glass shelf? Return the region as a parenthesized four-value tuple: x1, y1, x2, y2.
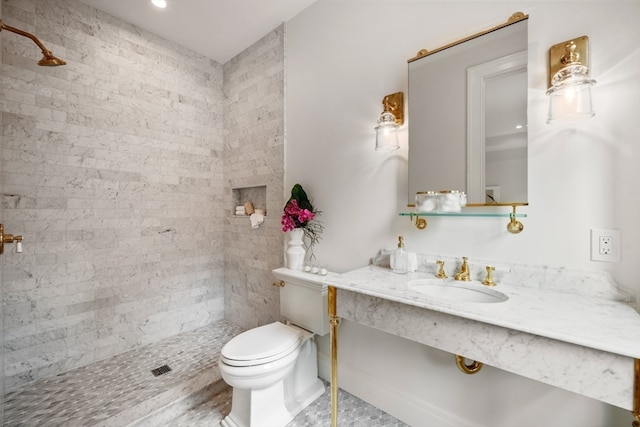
(400, 204, 527, 233)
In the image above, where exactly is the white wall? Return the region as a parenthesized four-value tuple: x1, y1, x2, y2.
(287, 1, 639, 426)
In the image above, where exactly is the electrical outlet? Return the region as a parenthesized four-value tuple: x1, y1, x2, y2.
(599, 236, 612, 255)
(591, 229, 620, 262)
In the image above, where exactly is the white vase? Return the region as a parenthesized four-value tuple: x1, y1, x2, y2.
(286, 228, 306, 270)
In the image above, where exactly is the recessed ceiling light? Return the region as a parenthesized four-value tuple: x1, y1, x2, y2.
(515, 125, 523, 129)
(151, 0, 167, 8)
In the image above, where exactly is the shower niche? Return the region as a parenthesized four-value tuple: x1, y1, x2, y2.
(231, 185, 267, 217)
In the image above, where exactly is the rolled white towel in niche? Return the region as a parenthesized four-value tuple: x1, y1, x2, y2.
(250, 211, 264, 229)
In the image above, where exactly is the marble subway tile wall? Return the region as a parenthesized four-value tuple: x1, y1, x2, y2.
(223, 26, 285, 329)
(1, 0, 224, 389)
(1, 0, 5, 406)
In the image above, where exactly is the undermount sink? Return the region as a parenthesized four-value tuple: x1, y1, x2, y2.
(408, 279, 508, 303)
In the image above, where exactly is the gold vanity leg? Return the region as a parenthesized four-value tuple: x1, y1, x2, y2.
(328, 286, 340, 427)
(633, 358, 639, 427)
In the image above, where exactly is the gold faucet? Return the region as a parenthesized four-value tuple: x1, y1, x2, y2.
(482, 266, 496, 286)
(435, 260, 447, 279)
(454, 257, 471, 281)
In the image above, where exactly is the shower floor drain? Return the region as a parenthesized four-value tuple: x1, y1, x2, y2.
(151, 364, 172, 377)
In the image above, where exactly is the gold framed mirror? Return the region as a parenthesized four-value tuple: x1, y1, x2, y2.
(408, 12, 529, 206)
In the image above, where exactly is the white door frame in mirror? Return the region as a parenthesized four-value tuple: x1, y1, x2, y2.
(467, 50, 527, 204)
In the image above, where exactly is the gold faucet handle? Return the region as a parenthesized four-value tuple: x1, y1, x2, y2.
(482, 266, 496, 286)
(435, 260, 447, 279)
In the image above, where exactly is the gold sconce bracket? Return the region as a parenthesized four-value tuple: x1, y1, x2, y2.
(548, 36, 589, 88)
(382, 92, 404, 126)
(455, 355, 483, 374)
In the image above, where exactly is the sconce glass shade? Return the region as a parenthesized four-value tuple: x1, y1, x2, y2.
(547, 37, 596, 125)
(547, 64, 596, 125)
(375, 111, 400, 151)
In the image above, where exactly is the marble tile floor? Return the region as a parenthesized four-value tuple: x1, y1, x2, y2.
(170, 380, 410, 427)
(2, 319, 408, 426)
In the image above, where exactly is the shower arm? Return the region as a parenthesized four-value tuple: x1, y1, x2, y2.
(0, 19, 51, 55)
(0, 19, 66, 65)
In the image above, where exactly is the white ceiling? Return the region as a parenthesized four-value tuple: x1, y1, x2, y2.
(77, 0, 316, 64)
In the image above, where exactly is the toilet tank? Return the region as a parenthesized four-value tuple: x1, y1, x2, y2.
(273, 268, 330, 336)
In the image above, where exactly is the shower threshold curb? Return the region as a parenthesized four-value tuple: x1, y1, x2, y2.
(124, 376, 228, 427)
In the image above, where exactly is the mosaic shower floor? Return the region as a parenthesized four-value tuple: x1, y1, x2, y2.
(2, 319, 408, 426)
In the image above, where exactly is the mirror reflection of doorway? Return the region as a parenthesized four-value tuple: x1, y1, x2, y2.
(467, 50, 528, 204)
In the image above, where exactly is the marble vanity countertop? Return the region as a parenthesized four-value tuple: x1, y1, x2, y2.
(329, 265, 640, 359)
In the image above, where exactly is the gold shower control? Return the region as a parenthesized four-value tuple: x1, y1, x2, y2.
(0, 224, 23, 254)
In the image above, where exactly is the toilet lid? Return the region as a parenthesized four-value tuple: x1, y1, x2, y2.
(221, 322, 302, 364)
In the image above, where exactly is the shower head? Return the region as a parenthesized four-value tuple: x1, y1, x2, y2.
(0, 19, 66, 66)
(38, 52, 67, 66)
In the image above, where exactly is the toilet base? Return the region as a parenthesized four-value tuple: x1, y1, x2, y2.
(221, 377, 325, 427)
(285, 376, 325, 419)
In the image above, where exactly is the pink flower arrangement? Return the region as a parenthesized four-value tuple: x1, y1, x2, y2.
(281, 183, 323, 250)
(281, 199, 315, 232)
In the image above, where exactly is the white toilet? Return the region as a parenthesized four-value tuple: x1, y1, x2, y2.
(219, 269, 329, 427)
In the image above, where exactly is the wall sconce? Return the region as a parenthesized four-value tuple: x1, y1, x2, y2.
(546, 36, 595, 124)
(375, 92, 404, 151)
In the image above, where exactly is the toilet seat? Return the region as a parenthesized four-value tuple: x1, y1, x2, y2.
(221, 322, 302, 367)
